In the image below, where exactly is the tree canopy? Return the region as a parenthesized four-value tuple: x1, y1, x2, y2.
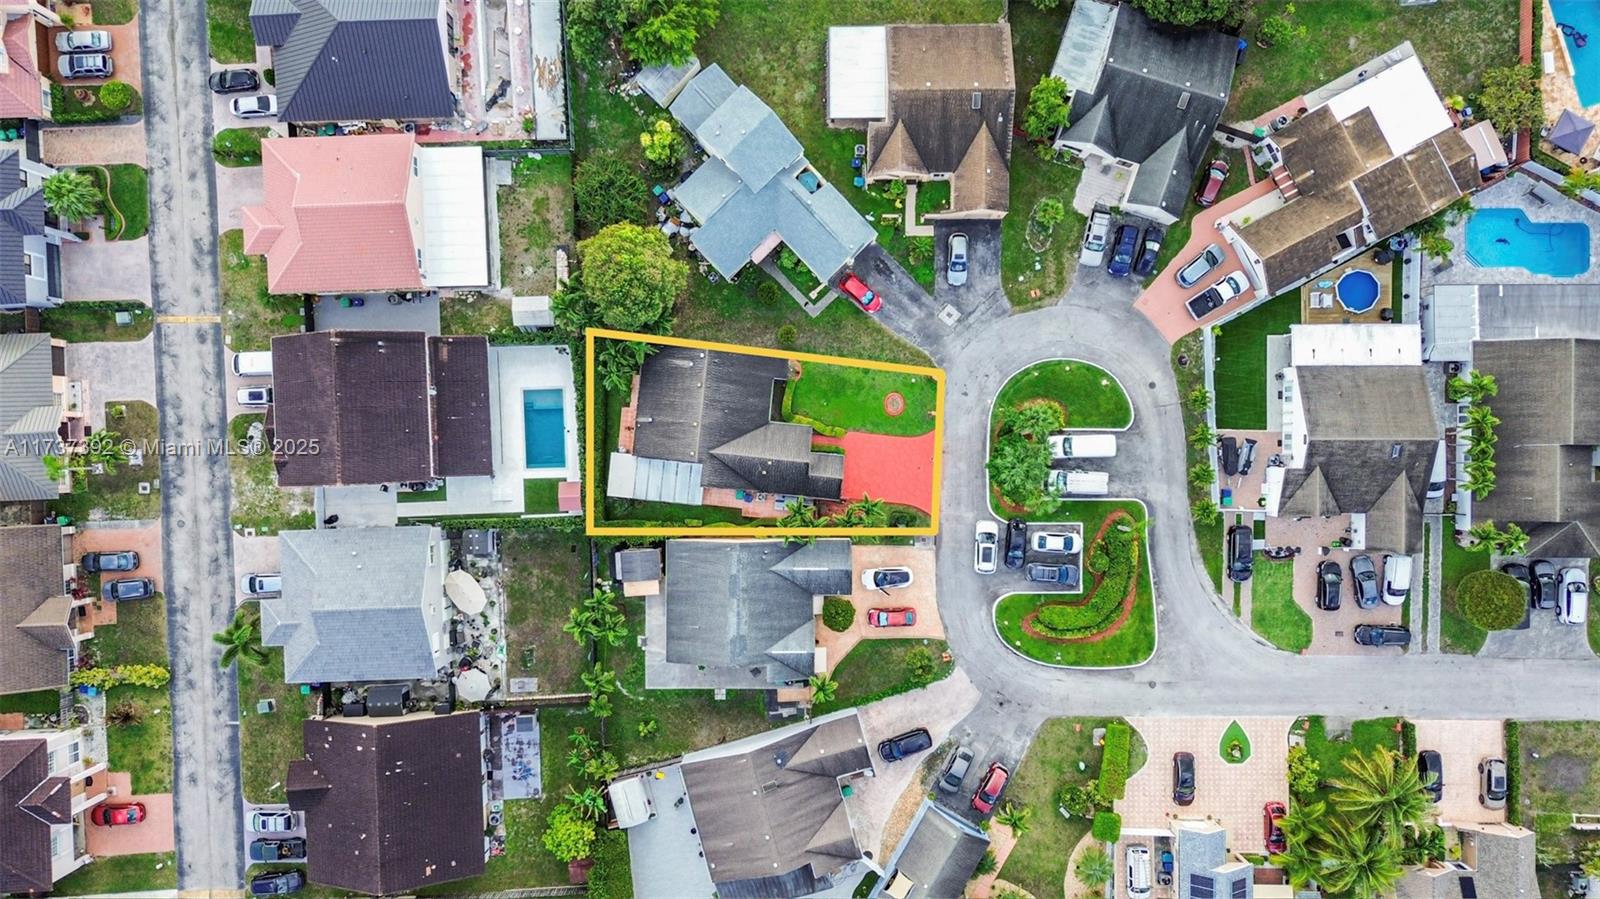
(1022, 75, 1072, 141)
(1129, 0, 1240, 27)
(577, 223, 687, 333)
(575, 154, 647, 234)
(1476, 64, 1542, 133)
(1457, 569, 1529, 630)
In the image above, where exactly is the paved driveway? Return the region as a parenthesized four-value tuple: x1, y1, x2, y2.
(932, 220, 1001, 310)
(232, 534, 280, 605)
(74, 522, 164, 591)
(61, 236, 151, 301)
(41, 123, 149, 166)
(48, 19, 142, 91)
(215, 164, 263, 234)
(814, 430, 936, 514)
(1284, 540, 1409, 656)
(818, 544, 943, 670)
(84, 772, 175, 856)
(65, 335, 156, 427)
(1411, 719, 1506, 825)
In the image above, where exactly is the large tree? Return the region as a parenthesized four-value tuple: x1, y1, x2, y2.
(1314, 814, 1407, 897)
(42, 170, 101, 222)
(987, 432, 1050, 509)
(1327, 746, 1434, 842)
(1129, 0, 1240, 27)
(622, 0, 720, 67)
(1022, 75, 1072, 141)
(577, 222, 687, 333)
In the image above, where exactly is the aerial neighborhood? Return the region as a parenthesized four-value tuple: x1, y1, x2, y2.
(3, 0, 1600, 897)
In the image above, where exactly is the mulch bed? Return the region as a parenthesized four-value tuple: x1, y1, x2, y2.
(883, 391, 905, 416)
(1016, 509, 1141, 644)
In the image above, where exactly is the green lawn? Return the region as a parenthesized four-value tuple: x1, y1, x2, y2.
(438, 294, 514, 336)
(1213, 290, 1301, 430)
(812, 639, 953, 715)
(207, 0, 257, 63)
(84, 0, 137, 24)
(500, 154, 575, 296)
(51, 852, 177, 895)
(1219, 719, 1254, 763)
(47, 401, 163, 522)
(1440, 526, 1490, 654)
(1517, 721, 1600, 858)
(221, 229, 305, 352)
(238, 647, 313, 804)
(213, 128, 271, 167)
(92, 595, 173, 793)
(523, 478, 562, 514)
(1173, 334, 1223, 591)
(993, 359, 1133, 430)
(1227, 0, 1519, 119)
(1297, 715, 1402, 805)
(0, 689, 62, 713)
(77, 164, 148, 240)
(502, 531, 590, 693)
(229, 414, 314, 534)
(787, 361, 938, 436)
(50, 82, 142, 124)
(10, 300, 152, 342)
(1251, 558, 1311, 653)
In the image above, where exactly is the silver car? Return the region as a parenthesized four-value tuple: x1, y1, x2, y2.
(1175, 242, 1224, 288)
(946, 232, 968, 286)
(55, 30, 111, 53)
(57, 52, 112, 79)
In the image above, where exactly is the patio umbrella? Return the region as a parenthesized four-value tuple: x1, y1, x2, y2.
(455, 667, 491, 702)
(445, 569, 488, 615)
(1550, 109, 1595, 155)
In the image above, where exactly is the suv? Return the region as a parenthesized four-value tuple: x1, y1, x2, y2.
(1382, 554, 1413, 606)
(1172, 752, 1196, 805)
(1559, 567, 1589, 625)
(1186, 270, 1249, 320)
(972, 762, 1009, 814)
(102, 577, 154, 602)
(1417, 750, 1444, 802)
(974, 520, 999, 574)
(1226, 524, 1253, 583)
(81, 550, 139, 573)
(946, 232, 968, 287)
(1479, 757, 1508, 809)
(1350, 554, 1380, 609)
(939, 747, 974, 794)
(1354, 624, 1411, 647)
(56, 30, 111, 53)
(1107, 224, 1139, 277)
(1004, 519, 1026, 570)
(249, 870, 305, 896)
(861, 567, 912, 592)
(250, 810, 296, 833)
(1025, 563, 1080, 587)
(878, 728, 932, 762)
(1079, 209, 1112, 267)
(1175, 243, 1224, 289)
(1195, 159, 1230, 206)
(57, 53, 112, 79)
(240, 573, 283, 597)
(1531, 559, 1559, 610)
(237, 386, 273, 407)
(1316, 560, 1343, 611)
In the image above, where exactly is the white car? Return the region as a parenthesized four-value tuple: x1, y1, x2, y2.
(239, 573, 282, 597)
(861, 567, 913, 591)
(236, 386, 272, 407)
(1559, 567, 1589, 625)
(55, 30, 111, 53)
(1031, 532, 1081, 555)
(231, 94, 278, 119)
(1078, 209, 1112, 267)
(974, 520, 999, 574)
(250, 810, 296, 833)
(1381, 554, 1413, 606)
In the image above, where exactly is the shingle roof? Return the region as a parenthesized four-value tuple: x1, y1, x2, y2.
(0, 333, 62, 501)
(288, 713, 485, 895)
(0, 17, 43, 119)
(428, 336, 493, 478)
(0, 525, 69, 696)
(0, 737, 55, 894)
(251, 0, 455, 123)
(882, 801, 990, 899)
(0, 151, 48, 311)
(1395, 824, 1537, 898)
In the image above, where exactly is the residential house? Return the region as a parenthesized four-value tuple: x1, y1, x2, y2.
(261, 526, 451, 684)
(1, 149, 80, 309)
(287, 712, 487, 895)
(241, 134, 490, 295)
(1223, 43, 1479, 296)
(269, 330, 492, 488)
(871, 800, 990, 899)
(0, 332, 84, 501)
(1469, 338, 1600, 556)
(607, 345, 843, 506)
(616, 709, 876, 899)
(0, 3, 63, 122)
(666, 64, 875, 283)
(248, 0, 457, 123)
(1172, 820, 1254, 898)
(0, 727, 111, 895)
(0, 524, 86, 698)
(1395, 822, 1538, 898)
(645, 538, 852, 691)
(828, 24, 1015, 219)
(1048, 0, 1237, 225)
(1264, 324, 1441, 554)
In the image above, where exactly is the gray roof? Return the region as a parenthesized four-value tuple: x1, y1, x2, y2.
(0, 333, 62, 502)
(878, 800, 990, 899)
(1550, 109, 1595, 155)
(635, 56, 702, 106)
(1396, 825, 1537, 898)
(0, 525, 69, 697)
(680, 709, 873, 897)
(263, 526, 447, 684)
(0, 151, 45, 310)
(1175, 822, 1251, 899)
(251, 0, 455, 123)
(614, 547, 663, 583)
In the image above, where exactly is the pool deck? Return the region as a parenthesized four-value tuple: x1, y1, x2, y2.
(1434, 172, 1600, 287)
(1300, 252, 1393, 324)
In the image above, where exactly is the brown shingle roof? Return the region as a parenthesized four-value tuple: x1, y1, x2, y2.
(428, 337, 493, 478)
(1239, 191, 1365, 291)
(0, 737, 55, 894)
(1277, 107, 1366, 197)
(869, 121, 928, 180)
(0, 525, 70, 697)
(947, 126, 1010, 218)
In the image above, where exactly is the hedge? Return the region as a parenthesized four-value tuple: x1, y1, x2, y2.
(822, 596, 855, 633)
(1031, 528, 1140, 638)
(1458, 569, 1527, 630)
(1097, 721, 1132, 801)
(1401, 719, 1417, 759)
(70, 664, 169, 691)
(1505, 720, 1521, 826)
(790, 413, 846, 438)
(1091, 810, 1122, 843)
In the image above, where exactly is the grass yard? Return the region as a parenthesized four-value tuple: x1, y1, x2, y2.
(1, 300, 152, 342)
(502, 531, 590, 693)
(105, 685, 173, 793)
(0, 689, 61, 713)
(993, 359, 1133, 430)
(499, 154, 575, 296)
(238, 646, 313, 804)
(207, 0, 257, 63)
(1250, 558, 1311, 653)
(228, 414, 314, 534)
(221, 229, 306, 352)
(1172, 334, 1223, 591)
(52, 853, 177, 895)
(51, 82, 141, 124)
(1517, 721, 1600, 858)
(812, 639, 953, 715)
(1213, 290, 1300, 430)
(1297, 715, 1402, 805)
(47, 401, 162, 522)
(1227, 0, 1519, 119)
(787, 361, 938, 436)
(77, 164, 148, 240)
(83, 0, 137, 24)
(1440, 526, 1490, 654)
(213, 128, 271, 167)
(438, 294, 514, 336)
(523, 478, 562, 514)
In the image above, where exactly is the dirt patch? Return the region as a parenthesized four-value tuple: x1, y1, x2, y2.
(1543, 753, 1592, 795)
(497, 156, 574, 296)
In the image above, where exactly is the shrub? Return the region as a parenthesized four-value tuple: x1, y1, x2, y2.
(972, 848, 998, 878)
(1286, 744, 1321, 797)
(1091, 810, 1122, 842)
(791, 413, 847, 438)
(904, 646, 938, 684)
(1022, 75, 1072, 140)
(1057, 780, 1103, 816)
(1458, 569, 1529, 630)
(1505, 720, 1521, 826)
(70, 664, 170, 691)
(98, 81, 133, 111)
(776, 323, 797, 347)
(1034, 527, 1141, 638)
(1035, 197, 1066, 228)
(1097, 722, 1132, 801)
(1401, 719, 1418, 759)
(586, 829, 632, 899)
(541, 801, 597, 862)
(574, 154, 647, 232)
(822, 597, 855, 633)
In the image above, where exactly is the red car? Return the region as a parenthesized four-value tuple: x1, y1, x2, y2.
(838, 273, 882, 313)
(867, 607, 915, 627)
(1195, 159, 1230, 207)
(1263, 801, 1287, 854)
(971, 762, 1009, 814)
(92, 802, 147, 827)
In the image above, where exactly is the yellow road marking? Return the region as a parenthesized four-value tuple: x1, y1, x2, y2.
(157, 314, 222, 324)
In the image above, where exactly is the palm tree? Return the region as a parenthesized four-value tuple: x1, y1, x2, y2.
(83, 430, 128, 473)
(567, 785, 607, 820)
(581, 663, 616, 697)
(842, 495, 888, 528)
(1272, 800, 1331, 889)
(213, 610, 268, 669)
(807, 672, 838, 704)
(586, 692, 613, 719)
(1315, 812, 1407, 897)
(1074, 845, 1112, 887)
(1448, 369, 1499, 403)
(1328, 746, 1434, 842)
(994, 802, 1032, 837)
(42, 170, 100, 222)
(780, 502, 825, 544)
(1463, 459, 1497, 500)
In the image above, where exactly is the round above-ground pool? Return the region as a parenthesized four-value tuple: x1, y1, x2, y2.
(1336, 270, 1381, 313)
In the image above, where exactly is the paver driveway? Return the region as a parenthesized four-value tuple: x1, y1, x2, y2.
(84, 772, 175, 856)
(818, 544, 943, 670)
(815, 429, 936, 514)
(1411, 719, 1507, 825)
(61, 237, 152, 301)
(74, 522, 164, 591)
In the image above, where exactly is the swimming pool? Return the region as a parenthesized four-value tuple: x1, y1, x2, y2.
(1553, 0, 1600, 106)
(522, 389, 566, 468)
(1464, 208, 1592, 277)
(1335, 270, 1381, 313)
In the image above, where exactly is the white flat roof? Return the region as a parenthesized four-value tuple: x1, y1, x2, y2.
(827, 26, 887, 120)
(1289, 323, 1422, 366)
(1323, 55, 1450, 157)
(416, 145, 489, 287)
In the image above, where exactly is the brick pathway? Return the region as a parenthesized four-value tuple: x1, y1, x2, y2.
(42, 123, 149, 166)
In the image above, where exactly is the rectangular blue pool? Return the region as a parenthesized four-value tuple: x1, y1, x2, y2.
(1464, 208, 1591, 278)
(1553, 0, 1600, 105)
(522, 389, 566, 468)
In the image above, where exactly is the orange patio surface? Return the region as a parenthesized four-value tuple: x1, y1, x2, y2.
(814, 431, 936, 515)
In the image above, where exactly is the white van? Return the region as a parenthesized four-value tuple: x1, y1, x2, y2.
(1381, 554, 1413, 606)
(231, 351, 273, 377)
(1047, 433, 1117, 459)
(1126, 844, 1152, 899)
(1049, 469, 1110, 497)
(1426, 439, 1447, 499)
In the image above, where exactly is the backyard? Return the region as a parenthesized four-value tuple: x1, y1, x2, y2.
(220, 229, 305, 352)
(438, 294, 514, 336)
(812, 639, 954, 715)
(1250, 558, 1311, 653)
(787, 360, 939, 436)
(1440, 526, 1490, 654)
(228, 414, 314, 534)
(1, 300, 152, 342)
(1213, 290, 1300, 430)
(47, 401, 163, 522)
(498, 154, 575, 296)
(502, 531, 590, 694)
(78, 164, 149, 240)
(237, 646, 314, 804)
(1517, 721, 1600, 859)
(52, 853, 177, 896)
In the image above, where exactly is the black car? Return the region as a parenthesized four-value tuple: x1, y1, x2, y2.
(939, 746, 975, 794)
(1316, 560, 1343, 611)
(1107, 224, 1139, 277)
(209, 68, 261, 94)
(1004, 518, 1026, 570)
(80, 550, 139, 573)
(1172, 752, 1196, 805)
(101, 577, 155, 602)
(1353, 624, 1411, 647)
(878, 728, 933, 763)
(249, 870, 304, 896)
(1531, 559, 1559, 610)
(1417, 750, 1444, 802)
(1132, 227, 1164, 277)
(248, 838, 307, 862)
(1025, 563, 1080, 587)
(1350, 554, 1380, 609)
(1226, 524, 1254, 583)
(1499, 563, 1535, 629)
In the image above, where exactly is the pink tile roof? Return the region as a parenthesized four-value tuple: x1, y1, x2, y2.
(241, 133, 425, 295)
(0, 17, 43, 119)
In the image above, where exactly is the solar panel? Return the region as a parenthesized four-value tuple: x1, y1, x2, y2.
(1461, 876, 1477, 899)
(1232, 877, 1248, 898)
(1190, 874, 1215, 899)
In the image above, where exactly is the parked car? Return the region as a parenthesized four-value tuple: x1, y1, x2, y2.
(1559, 566, 1589, 626)
(1263, 801, 1288, 855)
(974, 520, 999, 574)
(1501, 562, 1534, 605)
(861, 567, 912, 592)
(1079, 208, 1112, 266)
(232, 350, 273, 377)
(1132, 227, 1164, 278)
(1107, 224, 1139, 277)
(867, 607, 915, 627)
(1381, 554, 1413, 606)
(878, 728, 932, 763)
(210, 69, 261, 94)
(249, 870, 305, 896)
(248, 838, 307, 862)
(237, 386, 273, 407)
(231, 94, 279, 119)
(1025, 563, 1079, 586)
(57, 52, 112, 79)
(971, 762, 1009, 814)
(240, 573, 283, 597)
(55, 30, 111, 53)
(946, 232, 968, 287)
(1172, 752, 1196, 805)
(1126, 844, 1152, 899)
(1316, 560, 1342, 611)
(939, 746, 975, 794)
(1226, 524, 1253, 583)
(81, 550, 139, 572)
(1195, 159, 1230, 206)
(1031, 531, 1080, 555)
(250, 810, 296, 833)
(1353, 624, 1411, 647)
(1004, 518, 1026, 570)
(102, 577, 154, 602)
(1531, 559, 1559, 610)
(1417, 750, 1444, 802)
(91, 802, 146, 826)
(1479, 757, 1508, 809)
(1350, 554, 1380, 609)
(838, 273, 882, 313)
(1175, 243, 1224, 289)
(1185, 270, 1249, 320)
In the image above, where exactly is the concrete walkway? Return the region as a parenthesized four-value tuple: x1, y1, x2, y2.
(41, 123, 150, 166)
(1425, 516, 1444, 653)
(61, 235, 151, 300)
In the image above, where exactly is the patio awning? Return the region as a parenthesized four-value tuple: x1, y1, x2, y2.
(1550, 109, 1595, 155)
(606, 452, 703, 505)
(1460, 121, 1507, 170)
(454, 667, 491, 702)
(444, 569, 487, 615)
(416, 146, 490, 287)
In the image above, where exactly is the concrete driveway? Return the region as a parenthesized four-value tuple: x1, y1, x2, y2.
(1481, 558, 1593, 659)
(41, 123, 148, 166)
(232, 534, 280, 605)
(241, 803, 306, 864)
(818, 544, 943, 672)
(61, 236, 151, 301)
(1273, 514, 1410, 655)
(74, 522, 164, 591)
(84, 772, 174, 856)
(48, 19, 142, 91)
(64, 335, 156, 427)
(215, 164, 263, 234)
(1411, 719, 1506, 825)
